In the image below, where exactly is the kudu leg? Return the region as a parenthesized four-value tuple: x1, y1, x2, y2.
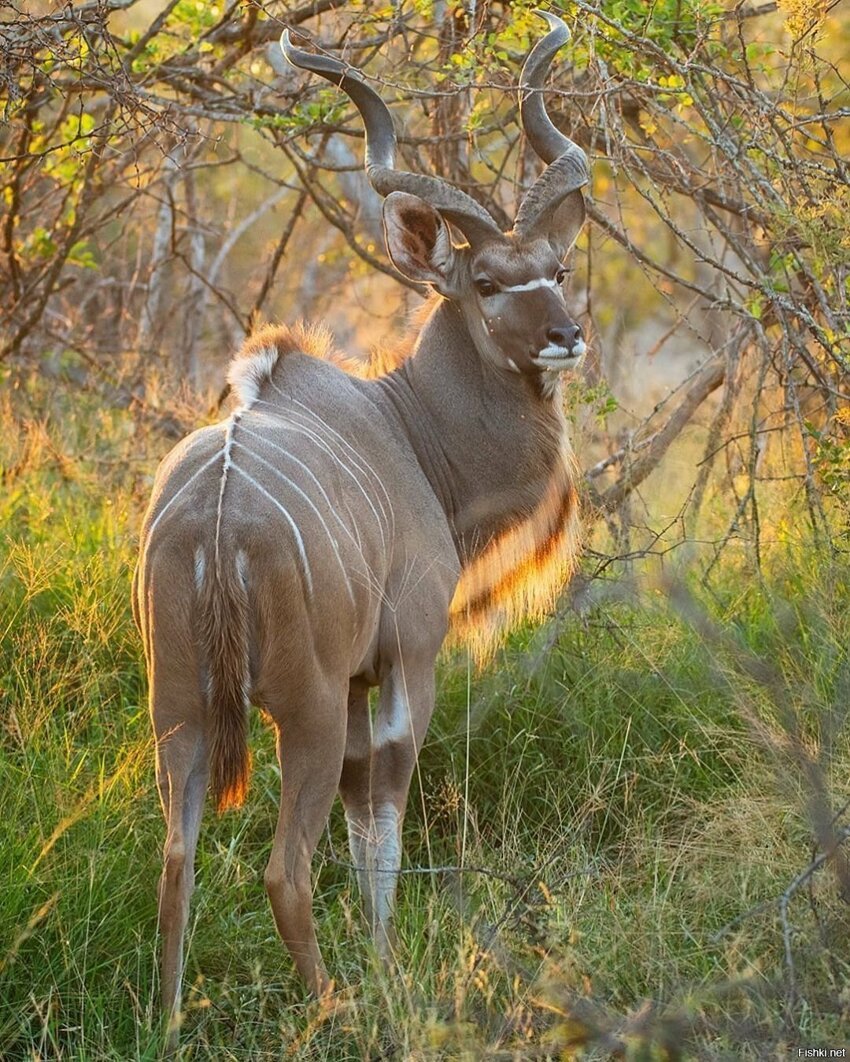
(155, 721, 208, 1053)
(264, 688, 347, 995)
(339, 669, 435, 957)
(339, 680, 382, 932)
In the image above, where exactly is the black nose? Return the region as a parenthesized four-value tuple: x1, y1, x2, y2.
(547, 323, 582, 347)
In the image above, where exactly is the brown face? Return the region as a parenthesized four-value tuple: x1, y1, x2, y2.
(458, 237, 586, 378)
(381, 193, 586, 389)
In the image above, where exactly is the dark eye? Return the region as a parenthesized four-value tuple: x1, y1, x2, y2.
(475, 277, 497, 297)
(555, 268, 568, 285)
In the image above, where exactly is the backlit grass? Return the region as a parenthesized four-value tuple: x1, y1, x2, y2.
(1, 384, 848, 1058)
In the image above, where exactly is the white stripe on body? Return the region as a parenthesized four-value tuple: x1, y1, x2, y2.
(208, 356, 268, 584)
(232, 440, 355, 606)
(274, 409, 456, 608)
(253, 400, 388, 554)
(214, 412, 240, 576)
(280, 389, 396, 539)
(146, 449, 224, 542)
(230, 463, 314, 594)
(235, 548, 248, 590)
(240, 423, 366, 558)
(194, 546, 205, 591)
(239, 423, 379, 602)
(253, 389, 455, 606)
(278, 413, 387, 552)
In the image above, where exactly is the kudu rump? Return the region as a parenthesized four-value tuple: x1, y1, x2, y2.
(135, 11, 590, 1046)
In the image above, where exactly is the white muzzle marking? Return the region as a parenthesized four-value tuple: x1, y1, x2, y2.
(532, 338, 587, 371)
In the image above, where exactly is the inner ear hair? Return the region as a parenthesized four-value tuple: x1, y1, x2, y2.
(401, 205, 438, 241)
(383, 192, 455, 286)
(401, 215, 438, 261)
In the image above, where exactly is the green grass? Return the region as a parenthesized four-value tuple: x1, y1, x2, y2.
(1, 386, 849, 1058)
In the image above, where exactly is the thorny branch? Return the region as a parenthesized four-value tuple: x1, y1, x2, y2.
(1, 0, 847, 546)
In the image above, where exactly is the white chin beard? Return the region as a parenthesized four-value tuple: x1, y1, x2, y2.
(532, 339, 586, 371)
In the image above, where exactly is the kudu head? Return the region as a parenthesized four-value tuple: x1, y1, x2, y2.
(281, 10, 589, 382)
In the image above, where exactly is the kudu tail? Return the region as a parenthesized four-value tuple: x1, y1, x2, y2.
(198, 554, 252, 813)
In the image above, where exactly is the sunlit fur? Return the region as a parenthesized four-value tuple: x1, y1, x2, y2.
(230, 322, 580, 664)
(228, 321, 336, 403)
(230, 321, 414, 394)
(447, 425, 581, 662)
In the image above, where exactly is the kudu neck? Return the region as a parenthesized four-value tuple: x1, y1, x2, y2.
(379, 298, 567, 563)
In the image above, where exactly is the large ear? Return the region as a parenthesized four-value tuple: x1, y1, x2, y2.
(521, 190, 586, 261)
(382, 191, 458, 295)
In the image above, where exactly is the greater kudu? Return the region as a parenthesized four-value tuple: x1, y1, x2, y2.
(134, 11, 589, 1048)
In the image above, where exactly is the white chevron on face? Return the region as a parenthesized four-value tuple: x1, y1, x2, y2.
(500, 276, 560, 293)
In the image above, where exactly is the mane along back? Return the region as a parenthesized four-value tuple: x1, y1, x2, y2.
(228, 322, 413, 409)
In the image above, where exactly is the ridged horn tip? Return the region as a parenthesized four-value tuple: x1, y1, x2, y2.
(278, 27, 503, 244)
(532, 9, 570, 46)
(521, 10, 571, 94)
(280, 28, 300, 68)
(514, 7, 589, 238)
(280, 29, 348, 85)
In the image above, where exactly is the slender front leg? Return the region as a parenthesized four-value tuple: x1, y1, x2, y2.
(339, 679, 379, 929)
(339, 666, 436, 956)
